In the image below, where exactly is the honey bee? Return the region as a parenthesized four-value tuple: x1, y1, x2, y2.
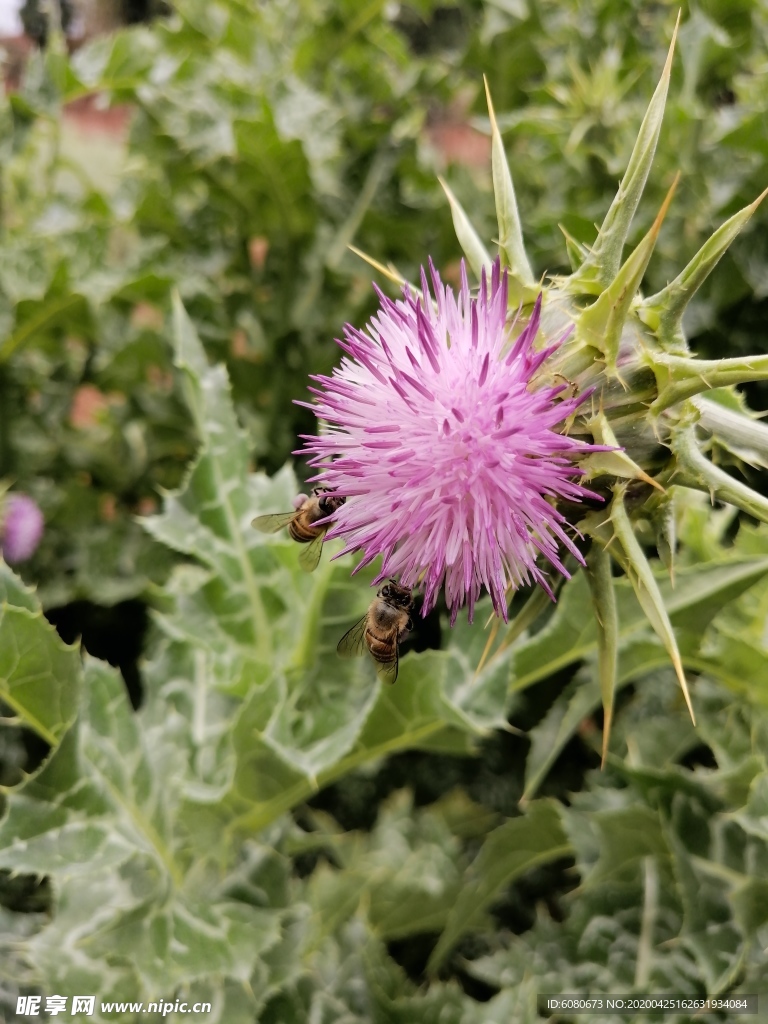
(251, 488, 345, 572)
(337, 580, 413, 685)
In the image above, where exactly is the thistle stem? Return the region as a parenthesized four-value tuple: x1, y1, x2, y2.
(670, 422, 768, 524)
(692, 395, 768, 467)
(650, 353, 768, 413)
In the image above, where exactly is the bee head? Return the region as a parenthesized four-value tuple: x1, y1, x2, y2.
(318, 492, 346, 515)
(379, 579, 412, 608)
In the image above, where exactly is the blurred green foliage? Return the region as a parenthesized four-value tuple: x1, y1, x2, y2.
(0, 0, 767, 1020)
(0, 0, 472, 605)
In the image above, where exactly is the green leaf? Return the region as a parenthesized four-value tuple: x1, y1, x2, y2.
(517, 538, 768, 799)
(0, 653, 284, 1006)
(0, 563, 80, 748)
(143, 293, 279, 664)
(469, 677, 768, 1002)
(509, 572, 597, 691)
(0, 561, 39, 613)
(522, 669, 601, 801)
(90, 897, 280, 992)
(0, 292, 87, 363)
(588, 805, 668, 883)
(225, 639, 513, 834)
(523, 639, 712, 801)
(491, 581, 556, 666)
(729, 877, 768, 935)
(427, 800, 571, 971)
(343, 791, 466, 942)
(668, 826, 747, 994)
(559, 224, 588, 272)
(688, 629, 768, 704)
(732, 774, 768, 843)
(0, 659, 175, 880)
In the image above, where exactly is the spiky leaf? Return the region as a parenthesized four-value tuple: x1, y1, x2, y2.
(439, 177, 493, 282)
(567, 15, 679, 291)
(607, 484, 695, 721)
(640, 187, 768, 351)
(427, 800, 571, 971)
(585, 541, 619, 765)
(0, 563, 80, 748)
(483, 77, 535, 299)
(575, 177, 677, 374)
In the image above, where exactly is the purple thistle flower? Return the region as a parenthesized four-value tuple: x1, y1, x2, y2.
(1, 493, 44, 564)
(298, 258, 605, 623)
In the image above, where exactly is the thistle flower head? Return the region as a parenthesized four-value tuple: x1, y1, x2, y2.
(299, 259, 605, 622)
(1, 493, 44, 564)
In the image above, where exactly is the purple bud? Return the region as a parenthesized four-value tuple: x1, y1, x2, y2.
(1, 494, 44, 564)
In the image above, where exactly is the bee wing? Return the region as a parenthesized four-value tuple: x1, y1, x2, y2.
(336, 616, 369, 659)
(375, 651, 399, 686)
(297, 529, 325, 573)
(251, 511, 298, 534)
